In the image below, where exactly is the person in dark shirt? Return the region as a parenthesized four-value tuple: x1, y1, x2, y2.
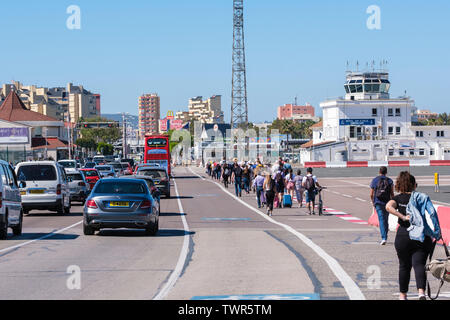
(370, 166, 394, 245)
(231, 162, 243, 197)
(386, 171, 433, 301)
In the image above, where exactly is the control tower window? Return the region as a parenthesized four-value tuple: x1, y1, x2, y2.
(356, 84, 363, 93)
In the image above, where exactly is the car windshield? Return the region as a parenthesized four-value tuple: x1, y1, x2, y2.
(83, 170, 99, 177)
(94, 181, 147, 194)
(108, 163, 122, 170)
(84, 162, 96, 168)
(59, 161, 76, 168)
(137, 169, 166, 179)
(96, 166, 112, 171)
(68, 173, 83, 181)
(17, 165, 57, 181)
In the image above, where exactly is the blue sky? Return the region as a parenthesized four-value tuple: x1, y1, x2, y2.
(1, 0, 450, 123)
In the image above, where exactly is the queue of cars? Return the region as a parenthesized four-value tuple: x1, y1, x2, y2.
(0, 156, 170, 239)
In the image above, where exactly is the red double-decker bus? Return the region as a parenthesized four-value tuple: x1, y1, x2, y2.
(143, 134, 171, 176)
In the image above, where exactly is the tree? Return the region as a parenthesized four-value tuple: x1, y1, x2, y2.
(75, 138, 97, 150)
(97, 142, 114, 155)
(80, 127, 121, 145)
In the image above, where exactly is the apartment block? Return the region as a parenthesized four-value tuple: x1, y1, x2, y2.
(277, 103, 317, 122)
(0, 81, 100, 123)
(175, 95, 224, 124)
(139, 93, 160, 138)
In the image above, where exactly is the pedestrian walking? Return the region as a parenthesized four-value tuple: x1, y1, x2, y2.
(242, 165, 251, 194)
(252, 171, 265, 208)
(222, 163, 231, 188)
(285, 168, 295, 199)
(293, 169, 305, 208)
(302, 167, 321, 215)
(263, 173, 276, 216)
(386, 171, 442, 301)
(231, 161, 243, 197)
(370, 166, 395, 245)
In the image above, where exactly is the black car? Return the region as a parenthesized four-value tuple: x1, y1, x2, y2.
(135, 167, 170, 198)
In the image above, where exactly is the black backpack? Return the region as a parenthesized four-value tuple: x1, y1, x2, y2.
(304, 176, 316, 192)
(375, 177, 391, 203)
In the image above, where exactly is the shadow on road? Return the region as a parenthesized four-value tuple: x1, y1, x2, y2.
(172, 176, 201, 180)
(25, 212, 83, 217)
(169, 196, 194, 200)
(96, 229, 195, 238)
(160, 212, 187, 217)
(7, 233, 79, 240)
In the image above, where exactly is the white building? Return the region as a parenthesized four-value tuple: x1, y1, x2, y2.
(300, 71, 450, 163)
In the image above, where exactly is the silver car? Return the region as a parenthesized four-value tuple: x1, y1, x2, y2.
(94, 165, 116, 178)
(66, 171, 90, 205)
(83, 178, 159, 236)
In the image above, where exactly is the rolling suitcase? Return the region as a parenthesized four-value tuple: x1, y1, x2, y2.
(283, 194, 292, 208)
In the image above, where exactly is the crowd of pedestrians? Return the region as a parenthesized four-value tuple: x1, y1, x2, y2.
(205, 157, 322, 217)
(205, 160, 446, 300)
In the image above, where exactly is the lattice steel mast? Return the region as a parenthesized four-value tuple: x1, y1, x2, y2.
(231, 0, 248, 128)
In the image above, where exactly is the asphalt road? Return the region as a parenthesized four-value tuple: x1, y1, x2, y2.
(0, 166, 448, 300)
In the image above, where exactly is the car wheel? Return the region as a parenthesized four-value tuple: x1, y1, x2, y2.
(0, 216, 8, 240)
(145, 220, 159, 236)
(12, 211, 23, 236)
(64, 204, 70, 214)
(83, 224, 95, 236)
(57, 200, 64, 215)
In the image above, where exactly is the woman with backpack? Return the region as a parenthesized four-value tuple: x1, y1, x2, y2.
(385, 171, 442, 301)
(263, 173, 276, 216)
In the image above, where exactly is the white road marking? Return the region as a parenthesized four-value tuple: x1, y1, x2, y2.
(355, 198, 367, 202)
(153, 178, 191, 300)
(0, 221, 83, 255)
(342, 194, 353, 198)
(189, 167, 366, 301)
(340, 217, 362, 221)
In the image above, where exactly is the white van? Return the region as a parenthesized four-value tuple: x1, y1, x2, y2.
(0, 160, 24, 239)
(15, 161, 71, 215)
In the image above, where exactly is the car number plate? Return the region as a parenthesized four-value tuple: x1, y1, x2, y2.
(29, 189, 45, 194)
(110, 201, 129, 207)
(20, 191, 26, 196)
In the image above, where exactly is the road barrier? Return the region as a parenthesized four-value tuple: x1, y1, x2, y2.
(368, 205, 450, 247)
(303, 160, 450, 168)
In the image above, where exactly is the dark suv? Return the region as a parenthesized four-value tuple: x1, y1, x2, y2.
(135, 167, 170, 198)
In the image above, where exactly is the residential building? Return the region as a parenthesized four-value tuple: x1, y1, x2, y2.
(139, 93, 160, 138)
(175, 95, 224, 124)
(0, 81, 100, 123)
(277, 103, 318, 122)
(300, 70, 450, 162)
(417, 109, 438, 121)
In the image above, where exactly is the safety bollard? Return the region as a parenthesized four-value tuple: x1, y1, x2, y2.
(435, 172, 440, 193)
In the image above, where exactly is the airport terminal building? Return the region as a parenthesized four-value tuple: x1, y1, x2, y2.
(300, 71, 450, 164)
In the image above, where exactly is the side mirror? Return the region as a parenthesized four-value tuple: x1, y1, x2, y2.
(19, 181, 27, 188)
